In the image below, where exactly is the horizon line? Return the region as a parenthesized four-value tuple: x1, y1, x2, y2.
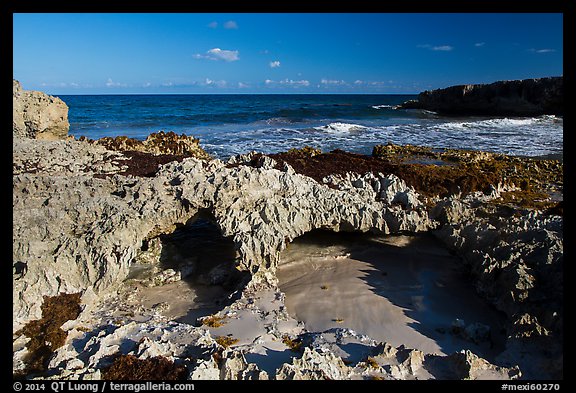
(52, 92, 421, 96)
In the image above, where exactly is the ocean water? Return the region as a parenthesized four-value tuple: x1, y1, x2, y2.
(60, 94, 563, 159)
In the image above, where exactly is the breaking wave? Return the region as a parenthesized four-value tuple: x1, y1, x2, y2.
(435, 115, 561, 131)
(314, 122, 369, 133)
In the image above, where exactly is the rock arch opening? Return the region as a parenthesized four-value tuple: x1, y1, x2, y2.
(126, 211, 249, 325)
(277, 229, 508, 363)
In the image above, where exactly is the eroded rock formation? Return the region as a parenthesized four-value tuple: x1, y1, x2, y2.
(12, 131, 562, 378)
(84, 131, 212, 160)
(12, 139, 436, 333)
(13, 80, 70, 140)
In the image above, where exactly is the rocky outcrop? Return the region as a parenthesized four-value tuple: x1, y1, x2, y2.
(12, 139, 435, 333)
(12, 134, 562, 379)
(399, 77, 563, 116)
(432, 204, 563, 379)
(13, 80, 69, 140)
(13, 138, 129, 176)
(86, 131, 211, 160)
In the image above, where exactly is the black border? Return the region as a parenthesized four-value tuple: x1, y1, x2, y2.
(6, 0, 570, 13)
(7, 0, 573, 389)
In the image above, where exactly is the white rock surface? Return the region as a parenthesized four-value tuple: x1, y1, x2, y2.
(12, 136, 562, 380)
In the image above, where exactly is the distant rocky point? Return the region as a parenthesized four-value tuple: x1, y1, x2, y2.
(399, 77, 563, 116)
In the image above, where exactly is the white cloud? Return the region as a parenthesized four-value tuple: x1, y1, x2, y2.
(142, 82, 152, 88)
(224, 20, 238, 29)
(238, 82, 250, 88)
(475, 42, 485, 47)
(321, 79, 346, 85)
(265, 79, 310, 87)
(354, 80, 364, 85)
(432, 45, 453, 51)
(105, 78, 127, 88)
(269, 60, 281, 68)
(203, 78, 227, 88)
(206, 48, 239, 61)
(208, 21, 218, 29)
(157, 81, 207, 89)
(193, 48, 240, 62)
(418, 44, 454, 51)
(43, 82, 77, 88)
(529, 48, 556, 53)
(281, 79, 309, 87)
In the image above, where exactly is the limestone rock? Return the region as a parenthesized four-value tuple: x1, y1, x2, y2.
(433, 209, 562, 334)
(13, 138, 128, 176)
(424, 350, 521, 380)
(12, 141, 436, 330)
(219, 350, 268, 380)
(12, 133, 562, 380)
(90, 131, 211, 160)
(189, 358, 220, 380)
(13, 79, 69, 140)
(275, 347, 351, 380)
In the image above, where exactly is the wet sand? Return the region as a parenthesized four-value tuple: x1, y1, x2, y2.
(277, 231, 507, 361)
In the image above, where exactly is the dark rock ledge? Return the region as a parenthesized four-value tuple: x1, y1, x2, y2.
(398, 77, 563, 116)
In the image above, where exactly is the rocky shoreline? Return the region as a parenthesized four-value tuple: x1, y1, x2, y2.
(13, 81, 563, 380)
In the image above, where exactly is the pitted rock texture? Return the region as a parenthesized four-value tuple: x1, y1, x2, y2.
(13, 139, 435, 333)
(432, 205, 563, 379)
(13, 137, 562, 379)
(433, 206, 563, 338)
(27, 307, 520, 381)
(13, 138, 129, 176)
(13, 80, 69, 140)
(85, 131, 211, 160)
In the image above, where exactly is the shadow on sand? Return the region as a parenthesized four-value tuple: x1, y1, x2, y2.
(278, 230, 508, 364)
(153, 212, 249, 325)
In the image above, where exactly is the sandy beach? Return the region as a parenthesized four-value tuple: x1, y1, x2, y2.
(278, 231, 507, 361)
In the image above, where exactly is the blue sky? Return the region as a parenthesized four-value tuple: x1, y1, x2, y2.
(13, 13, 563, 94)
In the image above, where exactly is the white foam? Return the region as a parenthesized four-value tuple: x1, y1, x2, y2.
(436, 115, 560, 131)
(194, 115, 562, 160)
(371, 104, 394, 109)
(265, 117, 293, 125)
(315, 122, 368, 133)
